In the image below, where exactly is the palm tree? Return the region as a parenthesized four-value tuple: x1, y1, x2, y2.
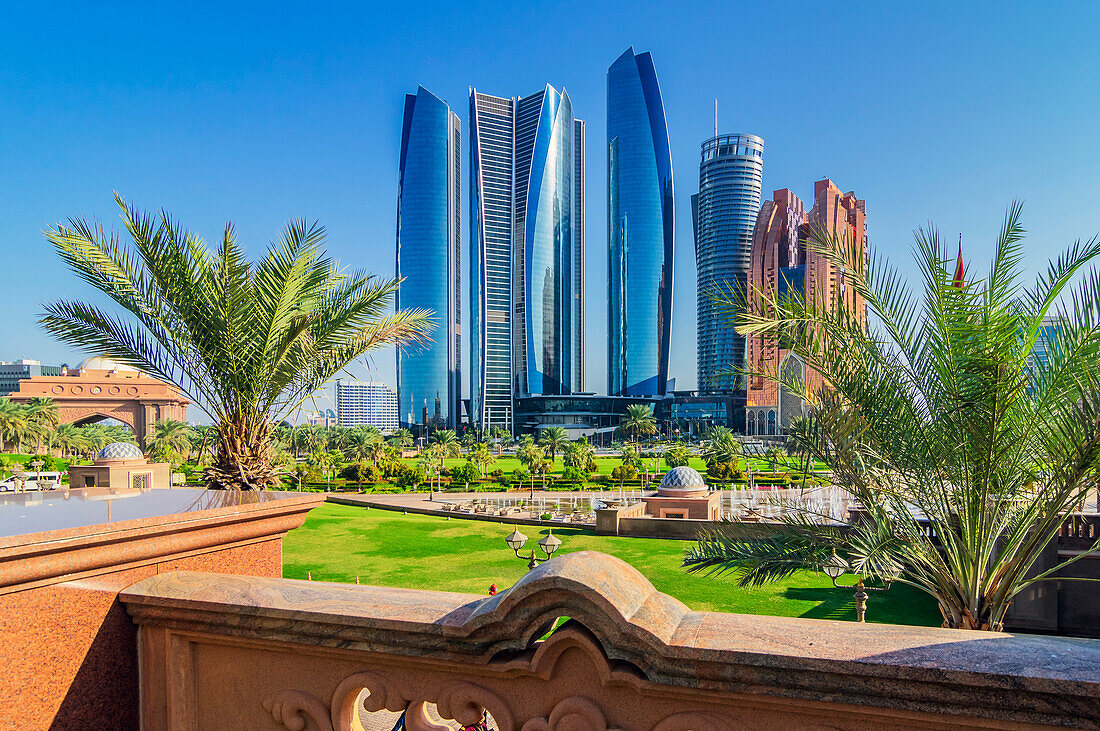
(702, 428, 742, 466)
(471, 442, 495, 478)
(0, 399, 30, 452)
(24, 398, 59, 453)
(40, 196, 432, 489)
(429, 429, 461, 470)
(619, 404, 657, 444)
(388, 428, 413, 451)
(562, 439, 595, 473)
(538, 426, 569, 466)
(516, 437, 545, 493)
(149, 419, 194, 462)
(685, 206, 1100, 631)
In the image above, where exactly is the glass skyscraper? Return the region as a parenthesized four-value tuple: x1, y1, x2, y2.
(470, 85, 585, 433)
(607, 47, 673, 397)
(396, 86, 461, 429)
(691, 133, 763, 392)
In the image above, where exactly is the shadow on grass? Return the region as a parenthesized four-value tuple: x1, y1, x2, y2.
(783, 587, 854, 621)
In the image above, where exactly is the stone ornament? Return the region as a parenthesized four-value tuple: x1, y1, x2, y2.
(123, 551, 1100, 729)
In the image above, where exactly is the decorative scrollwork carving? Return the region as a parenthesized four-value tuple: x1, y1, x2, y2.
(435, 680, 515, 730)
(263, 689, 334, 731)
(330, 671, 409, 729)
(521, 696, 623, 731)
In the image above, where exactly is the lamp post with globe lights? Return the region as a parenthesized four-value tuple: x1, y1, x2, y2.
(822, 549, 897, 623)
(504, 528, 562, 571)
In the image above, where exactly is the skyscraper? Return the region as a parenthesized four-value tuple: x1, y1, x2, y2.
(691, 133, 764, 392)
(335, 380, 400, 432)
(469, 85, 585, 433)
(607, 47, 673, 397)
(745, 179, 868, 435)
(396, 86, 461, 430)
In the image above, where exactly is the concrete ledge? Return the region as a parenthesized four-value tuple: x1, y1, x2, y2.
(122, 551, 1100, 729)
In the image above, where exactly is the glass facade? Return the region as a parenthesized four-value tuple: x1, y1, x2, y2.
(691, 133, 763, 392)
(470, 86, 585, 434)
(607, 47, 674, 397)
(396, 86, 461, 429)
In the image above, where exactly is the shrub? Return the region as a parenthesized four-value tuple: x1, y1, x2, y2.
(561, 466, 587, 484)
(395, 467, 425, 488)
(489, 469, 504, 479)
(512, 467, 530, 484)
(451, 462, 480, 488)
(610, 464, 638, 482)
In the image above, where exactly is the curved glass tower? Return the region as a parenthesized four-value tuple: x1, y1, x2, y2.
(396, 86, 461, 429)
(470, 85, 585, 433)
(607, 47, 673, 397)
(691, 133, 763, 392)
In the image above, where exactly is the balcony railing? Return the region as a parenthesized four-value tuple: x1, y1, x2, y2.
(121, 551, 1100, 730)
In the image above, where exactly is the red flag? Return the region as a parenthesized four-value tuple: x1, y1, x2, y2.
(953, 237, 965, 288)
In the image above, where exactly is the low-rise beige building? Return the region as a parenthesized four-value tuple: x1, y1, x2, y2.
(68, 442, 171, 490)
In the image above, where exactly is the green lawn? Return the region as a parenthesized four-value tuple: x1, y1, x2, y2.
(283, 503, 941, 627)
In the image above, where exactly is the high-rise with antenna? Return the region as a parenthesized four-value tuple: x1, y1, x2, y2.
(691, 131, 763, 394)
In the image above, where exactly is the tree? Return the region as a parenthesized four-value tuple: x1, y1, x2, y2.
(516, 438, 545, 492)
(563, 438, 595, 474)
(538, 426, 569, 465)
(451, 461, 479, 490)
(664, 445, 692, 469)
(471, 442, 495, 477)
(0, 399, 30, 452)
(611, 464, 638, 488)
(618, 444, 642, 470)
(429, 429, 461, 471)
(24, 398, 59, 452)
(149, 419, 194, 463)
(702, 428, 742, 466)
(685, 206, 1100, 631)
(40, 196, 431, 489)
(388, 428, 414, 450)
(619, 404, 656, 444)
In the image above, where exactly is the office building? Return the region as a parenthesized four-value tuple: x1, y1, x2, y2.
(469, 85, 585, 433)
(607, 47, 674, 397)
(335, 380, 399, 432)
(691, 133, 764, 392)
(0, 359, 64, 395)
(305, 409, 337, 428)
(396, 86, 462, 430)
(746, 179, 867, 435)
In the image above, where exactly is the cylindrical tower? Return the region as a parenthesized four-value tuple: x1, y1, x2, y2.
(691, 133, 763, 392)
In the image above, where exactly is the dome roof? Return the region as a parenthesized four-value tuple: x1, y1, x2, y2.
(77, 356, 138, 372)
(96, 442, 144, 461)
(660, 465, 706, 489)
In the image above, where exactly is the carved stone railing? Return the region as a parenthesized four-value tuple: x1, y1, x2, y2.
(121, 551, 1100, 730)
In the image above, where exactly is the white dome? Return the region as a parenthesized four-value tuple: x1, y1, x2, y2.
(660, 466, 706, 489)
(77, 356, 138, 372)
(96, 442, 144, 461)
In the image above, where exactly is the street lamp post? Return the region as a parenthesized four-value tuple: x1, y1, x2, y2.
(504, 528, 562, 571)
(822, 550, 895, 622)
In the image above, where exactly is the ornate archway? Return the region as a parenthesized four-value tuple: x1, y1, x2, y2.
(9, 359, 188, 448)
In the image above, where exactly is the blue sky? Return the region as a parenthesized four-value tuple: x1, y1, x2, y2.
(2, 1, 1098, 421)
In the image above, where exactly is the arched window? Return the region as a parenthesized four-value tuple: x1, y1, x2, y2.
(746, 411, 755, 435)
(768, 410, 777, 435)
(757, 411, 766, 435)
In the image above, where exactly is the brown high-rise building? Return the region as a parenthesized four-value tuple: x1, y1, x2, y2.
(745, 179, 867, 436)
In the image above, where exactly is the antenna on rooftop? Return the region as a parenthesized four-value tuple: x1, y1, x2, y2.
(713, 98, 718, 139)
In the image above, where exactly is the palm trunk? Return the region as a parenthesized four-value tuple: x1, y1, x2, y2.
(205, 419, 279, 490)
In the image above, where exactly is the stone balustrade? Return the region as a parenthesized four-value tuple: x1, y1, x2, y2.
(122, 551, 1100, 730)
